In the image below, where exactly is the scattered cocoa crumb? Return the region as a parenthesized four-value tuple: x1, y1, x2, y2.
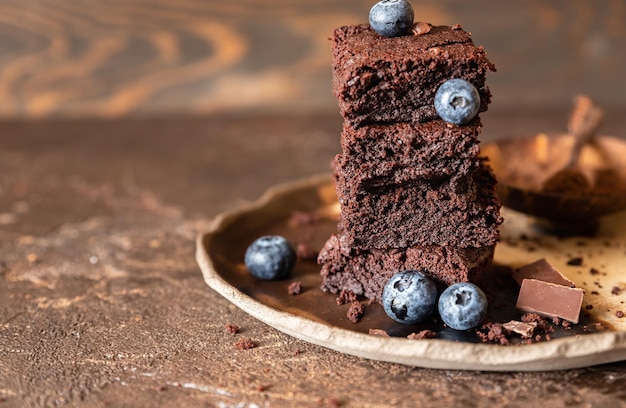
(589, 268, 600, 275)
(585, 304, 593, 310)
(591, 291, 599, 295)
(566, 257, 583, 266)
(407, 330, 438, 340)
(521, 313, 555, 339)
(616, 311, 625, 318)
(288, 210, 320, 227)
(336, 289, 357, 305)
(476, 322, 510, 345)
(451, 23, 462, 30)
(235, 338, 257, 350)
(347, 301, 364, 323)
(562, 320, 571, 330)
(612, 286, 622, 295)
(369, 328, 390, 337)
(411, 22, 431, 35)
(296, 242, 318, 261)
(288, 281, 302, 296)
(551, 317, 561, 325)
(224, 324, 239, 336)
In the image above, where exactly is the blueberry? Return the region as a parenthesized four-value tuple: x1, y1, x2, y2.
(382, 271, 438, 324)
(369, 0, 414, 37)
(438, 282, 488, 330)
(244, 235, 296, 280)
(434, 78, 481, 125)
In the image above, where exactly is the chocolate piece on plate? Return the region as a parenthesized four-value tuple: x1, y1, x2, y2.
(512, 258, 575, 287)
(516, 279, 584, 324)
(503, 320, 537, 338)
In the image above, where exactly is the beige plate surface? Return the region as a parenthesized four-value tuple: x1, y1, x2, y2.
(196, 175, 626, 371)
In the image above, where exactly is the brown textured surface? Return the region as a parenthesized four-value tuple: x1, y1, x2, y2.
(2, 0, 626, 403)
(1, 112, 626, 406)
(332, 24, 494, 127)
(1, 0, 625, 119)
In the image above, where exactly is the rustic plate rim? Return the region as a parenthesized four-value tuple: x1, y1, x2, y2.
(195, 175, 626, 372)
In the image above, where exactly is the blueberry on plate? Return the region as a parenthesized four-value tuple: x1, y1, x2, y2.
(438, 282, 488, 330)
(369, 0, 414, 37)
(434, 78, 481, 125)
(244, 235, 296, 280)
(382, 271, 438, 324)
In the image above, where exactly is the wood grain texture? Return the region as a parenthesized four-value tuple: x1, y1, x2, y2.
(0, 0, 624, 118)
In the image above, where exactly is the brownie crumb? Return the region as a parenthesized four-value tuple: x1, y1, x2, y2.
(566, 257, 583, 266)
(336, 289, 357, 305)
(612, 286, 622, 295)
(521, 313, 555, 341)
(288, 281, 302, 296)
(407, 330, 438, 340)
(585, 304, 593, 310)
(369, 328, 390, 337)
(235, 338, 257, 350)
(616, 310, 625, 318)
(476, 322, 510, 345)
(296, 242, 318, 261)
(224, 324, 240, 336)
(451, 23, 462, 30)
(591, 291, 599, 295)
(347, 301, 364, 323)
(589, 268, 600, 275)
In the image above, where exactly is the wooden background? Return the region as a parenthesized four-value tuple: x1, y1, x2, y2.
(0, 0, 624, 119)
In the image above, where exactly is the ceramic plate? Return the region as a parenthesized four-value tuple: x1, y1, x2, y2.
(196, 175, 626, 371)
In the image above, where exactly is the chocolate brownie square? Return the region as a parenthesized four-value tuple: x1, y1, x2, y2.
(332, 24, 495, 127)
(318, 233, 495, 303)
(335, 160, 502, 249)
(336, 118, 482, 191)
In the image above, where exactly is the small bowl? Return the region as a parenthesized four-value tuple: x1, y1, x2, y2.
(481, 133, 626, 226)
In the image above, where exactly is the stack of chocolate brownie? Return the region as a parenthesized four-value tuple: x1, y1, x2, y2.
(318, 24, 503, 303)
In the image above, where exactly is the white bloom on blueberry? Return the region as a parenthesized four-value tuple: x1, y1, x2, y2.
(382, 271, 437, 324)
(434, 78, 481, 125)
(438, 282, 488, 330)
(244, 235, 296, 280)
(369, 0, 414, 37)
